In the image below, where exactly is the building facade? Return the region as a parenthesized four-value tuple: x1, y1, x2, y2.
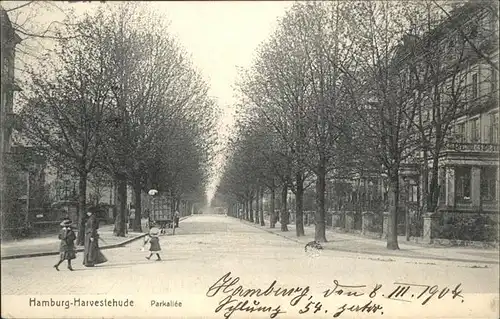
(325, 1, 498, 240)
(414, 2, 498, 221)
(1, 7, 23, 235)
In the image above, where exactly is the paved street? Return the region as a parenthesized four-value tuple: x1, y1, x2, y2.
(2, 214, 498, 319)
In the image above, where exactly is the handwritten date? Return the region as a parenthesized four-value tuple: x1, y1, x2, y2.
(207, 274, 465, 319)
(386, 282, 464, 305)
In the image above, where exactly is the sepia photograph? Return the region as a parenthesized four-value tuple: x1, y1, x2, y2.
(0, 0, 499, 318)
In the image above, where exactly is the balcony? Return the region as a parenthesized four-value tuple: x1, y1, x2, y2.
(482, 201, 499, 212)
(445, 142, 499, 153)
(439, 201, 498, 213)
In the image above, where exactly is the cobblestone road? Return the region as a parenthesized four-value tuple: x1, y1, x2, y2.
(1, 215, 498, 319)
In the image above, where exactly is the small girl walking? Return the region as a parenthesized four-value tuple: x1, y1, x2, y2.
(143, 228, 162, 261)
(54, 219, 76, 271)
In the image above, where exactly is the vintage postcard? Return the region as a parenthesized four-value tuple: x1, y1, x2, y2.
(1, 1, 499, 318)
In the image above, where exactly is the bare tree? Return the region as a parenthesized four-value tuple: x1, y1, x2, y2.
(347, 1, 422, 249)
(432, 0, 498, 71)
(1, 1, 81, 77)
(19, 13, 112, 244)
(279, 2, 361, 242)
(237, 6, 317, 236)
(87, 3, 213, 234)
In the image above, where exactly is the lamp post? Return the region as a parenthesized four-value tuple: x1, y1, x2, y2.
(148, 189, 158, 229)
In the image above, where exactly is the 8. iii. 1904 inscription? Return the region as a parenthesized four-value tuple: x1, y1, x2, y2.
(206, 272, 464, 319)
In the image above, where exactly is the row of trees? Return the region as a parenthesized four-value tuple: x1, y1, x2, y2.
(216, 1, 497, 250)
(15, 3, 217, 244)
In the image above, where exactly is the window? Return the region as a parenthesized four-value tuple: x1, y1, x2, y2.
(492, 69, 498, 93)
(489, 113, 498, 144)
(470, 24, 478, 38)
(2, 58, 8, 78)
(449, 37, 455, 49)
(471, 73, 478, 99)
(424, 109, 430, 122)
(481, 167, 497, 201)
(457, 122, 466, 142)
(408, 184, 418, 203)
(470, 118, 480, 143)
(402, 71, 407, 89)
(439, 169, 446, 204)
(455, 166, 471, 202)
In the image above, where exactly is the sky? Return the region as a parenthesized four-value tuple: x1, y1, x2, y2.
(149, 2, 294, 203)
(3, 1, 294, 203)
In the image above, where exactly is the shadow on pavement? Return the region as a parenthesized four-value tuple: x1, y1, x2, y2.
(98, 259, 189, 269)
(171, 232, 213, 236)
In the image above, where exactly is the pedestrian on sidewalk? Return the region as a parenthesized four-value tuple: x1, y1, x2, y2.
(54, 219, 76, 271)
(143, 227, 162, 261)
(174, 210, 180, 228)
(83, 211, 108, 267)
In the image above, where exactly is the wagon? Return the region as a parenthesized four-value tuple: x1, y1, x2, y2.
(149, 194, 176, 235)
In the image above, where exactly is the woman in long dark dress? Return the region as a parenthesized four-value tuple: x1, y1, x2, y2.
(83, 211, 107, 267)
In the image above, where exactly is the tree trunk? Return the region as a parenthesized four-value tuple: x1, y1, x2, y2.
(133, 179, 142, 232)
(314, 166, 327, 242)
(255, 189, 260, 224)
(403, 178, 410, 242)
(248, 199, 253, 222)
(76, 169, 87, 246)
(429, 153, 440, 212)
(280, 185, 288, 231)
(259, 187, 265, 226)
(387, 170, 400, 250)
(176, 197, 181, 212)
(245, 200, 250, 221)
(170, 190, 176, 214)
(421, 151, 429, 217)
(270, 187, 276, 228)
(114, 174, 127, 237)
(295, 172, 305, 237)
(244, 200, 247, 220)
(249, 199, 252, 221)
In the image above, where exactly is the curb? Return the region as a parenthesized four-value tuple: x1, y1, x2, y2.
(1, 215, 193, 260)
(1, 233, 147, 260)
(240, 218, 500, 266)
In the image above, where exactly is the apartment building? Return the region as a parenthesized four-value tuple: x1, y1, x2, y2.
(1, 7, 23, 234)
(326, 1, 498, 237)
(421, 2, 498, 218)
(391, 1, 498, 233)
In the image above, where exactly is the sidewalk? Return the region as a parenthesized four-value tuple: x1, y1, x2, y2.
(241, 217, 499, 265)
(1, 216, 191, 260)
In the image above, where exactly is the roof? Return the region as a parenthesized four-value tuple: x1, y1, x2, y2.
(391, 1, 495, 67)
(1, 6, 22, 45)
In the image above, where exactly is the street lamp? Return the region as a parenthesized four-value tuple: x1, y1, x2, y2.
(147, 189, 158, 229)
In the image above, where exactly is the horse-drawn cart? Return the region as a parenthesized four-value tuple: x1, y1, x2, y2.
(149, 194, 176, 235)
